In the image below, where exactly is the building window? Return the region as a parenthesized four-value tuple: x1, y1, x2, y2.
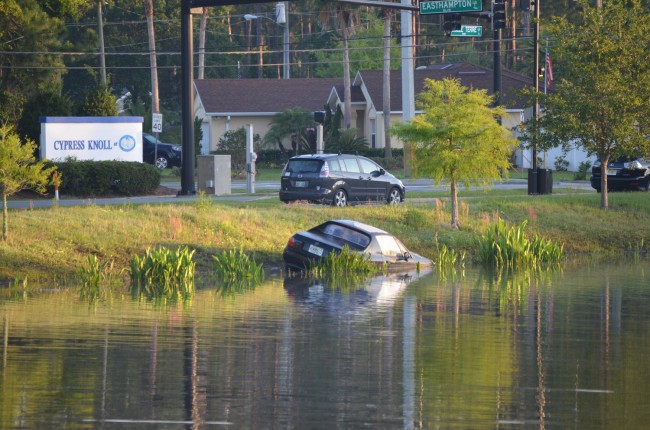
(370, 119, 376, 148)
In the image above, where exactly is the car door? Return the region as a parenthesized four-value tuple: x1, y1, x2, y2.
(142, 134, 156, 164)
(340, 157, 366, 201)
(358, 157, 388, 201)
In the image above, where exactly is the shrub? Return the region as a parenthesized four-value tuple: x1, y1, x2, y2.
(51, 159, 160, 196)
(574, 160, 592, 180)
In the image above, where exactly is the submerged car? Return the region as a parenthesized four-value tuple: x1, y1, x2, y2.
(590, 157, 650, 192)
(142, 133, 182, 169)
(279, 153, 405, 206)
(283, 219, 432, 272)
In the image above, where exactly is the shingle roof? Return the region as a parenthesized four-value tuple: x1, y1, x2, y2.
(358, 62, 533, 111)
(195, 78, 340, 114)
(195, 63, 534, 115)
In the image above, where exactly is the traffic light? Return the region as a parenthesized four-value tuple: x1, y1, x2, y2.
(493, 0, 506, 30)
(443, 13, 461, 35)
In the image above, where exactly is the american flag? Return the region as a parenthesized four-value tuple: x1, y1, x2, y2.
(545, 51, 554, 88)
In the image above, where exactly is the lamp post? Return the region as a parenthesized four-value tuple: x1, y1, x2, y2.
(244, 2, 290, 79)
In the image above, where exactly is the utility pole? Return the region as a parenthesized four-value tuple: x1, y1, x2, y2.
(401, 0, 415, 177)
(97, 0, 106, 85)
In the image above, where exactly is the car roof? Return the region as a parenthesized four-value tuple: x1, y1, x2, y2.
(327, 219, 390, 235)
(289, 153, 366, 160)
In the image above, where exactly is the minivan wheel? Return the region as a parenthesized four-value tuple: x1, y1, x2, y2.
(387, 187, 402, 204)
(155, 156, 169, 169)
(332, 189, 347, 207)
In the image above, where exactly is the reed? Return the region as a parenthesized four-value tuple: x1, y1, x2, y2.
(129, 246, 196, 299)
(478, 218, 564, 269)
(212, 248, 265, 285)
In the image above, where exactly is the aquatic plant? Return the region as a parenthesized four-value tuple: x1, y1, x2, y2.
(478, 218, 564, 269)
(212, 248, 265, 285)
(308, 245, 379, 289)
(129, 246, 195, 298)
(433, 238, 466, 270)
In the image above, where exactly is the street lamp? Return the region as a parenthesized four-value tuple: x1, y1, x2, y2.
(244, 2, 290, 79)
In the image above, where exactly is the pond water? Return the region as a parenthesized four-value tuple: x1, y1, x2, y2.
(1, 260, 649, 429)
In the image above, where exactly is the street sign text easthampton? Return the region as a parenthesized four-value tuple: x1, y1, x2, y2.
(420, 0, 482, 14)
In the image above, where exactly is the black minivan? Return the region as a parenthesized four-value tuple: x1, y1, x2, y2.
(279, 154, 405, 206)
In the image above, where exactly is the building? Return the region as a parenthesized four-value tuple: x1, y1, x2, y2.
(194, 62, 593, 171)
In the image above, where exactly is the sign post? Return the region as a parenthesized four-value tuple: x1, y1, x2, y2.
(152, 113, 163, 168)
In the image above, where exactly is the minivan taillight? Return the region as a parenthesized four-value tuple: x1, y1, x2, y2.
(320, 163, 330, 178)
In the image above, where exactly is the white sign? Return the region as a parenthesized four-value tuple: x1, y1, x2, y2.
(152, 113, 163, 133)
(40, 116, 144, 162)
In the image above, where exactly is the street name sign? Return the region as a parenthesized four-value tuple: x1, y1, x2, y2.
(451, 25, 483, 37)
(420, 0, 482, 14)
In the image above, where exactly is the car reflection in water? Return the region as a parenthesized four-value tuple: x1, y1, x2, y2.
(284, 267, 431, 315)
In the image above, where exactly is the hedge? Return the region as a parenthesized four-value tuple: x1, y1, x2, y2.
(49, 160, 161, 197)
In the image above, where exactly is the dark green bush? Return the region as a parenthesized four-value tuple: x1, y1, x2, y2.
(51, 159, 160, 196)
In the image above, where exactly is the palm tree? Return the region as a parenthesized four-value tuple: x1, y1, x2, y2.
(264, 108, 315, 154)
(316, 2, 360, 129)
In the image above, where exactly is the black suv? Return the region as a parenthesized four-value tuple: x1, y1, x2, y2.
(142, 133, 182, 169)
(279, 153, 405, 206)
(590, 157, 650, 192)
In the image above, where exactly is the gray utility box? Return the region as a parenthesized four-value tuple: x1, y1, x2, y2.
(197, 155, 231, 195)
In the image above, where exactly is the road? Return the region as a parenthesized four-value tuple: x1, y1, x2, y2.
(6, 178, 593, 210)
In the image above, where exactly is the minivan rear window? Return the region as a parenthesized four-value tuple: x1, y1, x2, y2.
(285, 159, 323, 174)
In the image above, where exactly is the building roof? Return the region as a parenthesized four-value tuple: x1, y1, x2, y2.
(194, 63, 534, 116)
(357, 62, 533, 111)
(195, 78, 340, 115)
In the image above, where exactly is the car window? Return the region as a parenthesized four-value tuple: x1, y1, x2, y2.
(285, 159, 323, 174)
(327, 159, 341, 172)
(358, 158, 380, 174)
(322, 224, 370, 248)
(342, 158, 361, 173)
(375, 235, 404, 257)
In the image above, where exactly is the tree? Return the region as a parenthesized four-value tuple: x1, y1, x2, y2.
(392, 78, 515, 229)
(0, 0, 66, 126)
(0, 125, 55, 241)
(18, 90, 73, 145)
(264, 108, 315, 153)
(77, 81, 118, 116)
(540, 0, 650, 209)
(316, 2, 360, 129)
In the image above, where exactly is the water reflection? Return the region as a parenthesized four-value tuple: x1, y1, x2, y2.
(0, 261, 649, 428)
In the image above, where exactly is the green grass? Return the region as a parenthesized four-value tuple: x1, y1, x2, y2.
(1, 188, 648, 285)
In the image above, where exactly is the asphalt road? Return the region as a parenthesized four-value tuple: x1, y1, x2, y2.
(6, 178, 593, 210)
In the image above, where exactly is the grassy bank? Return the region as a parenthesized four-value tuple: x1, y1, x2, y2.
(1, 188, 648, 285)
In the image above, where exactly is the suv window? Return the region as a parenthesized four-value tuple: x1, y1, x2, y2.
(327, 159, 342, 172)
(286, 159, 322, 174)
(342, 158, 361, 173)
(358, 158, 380, 174)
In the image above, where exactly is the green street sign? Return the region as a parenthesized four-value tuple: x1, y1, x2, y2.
(420, 0, 482, 14)
(450, 25, 483, 37)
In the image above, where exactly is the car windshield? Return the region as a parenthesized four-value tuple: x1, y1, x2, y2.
(286, 159, 322, 174)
